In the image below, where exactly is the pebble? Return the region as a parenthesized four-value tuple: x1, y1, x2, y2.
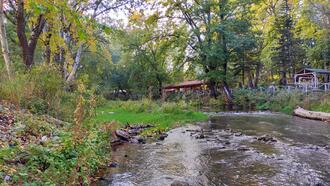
(4, 175, 11, 182)
(171, 180, 190, 186)
(237, 147, 250, 151)
(108, 162, 118, 168)
(41, 136, 48, 142)
(234, 132, 242, 136)
(196, 134, 205, 139)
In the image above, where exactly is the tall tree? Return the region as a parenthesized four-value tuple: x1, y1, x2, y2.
(164, 0, 256, 102)
(0, 0, 11, 78)
(273, 0, 294, 85)
(122, 11, 178, 98)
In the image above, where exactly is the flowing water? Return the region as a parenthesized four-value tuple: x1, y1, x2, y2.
(98, 113, 330, 186)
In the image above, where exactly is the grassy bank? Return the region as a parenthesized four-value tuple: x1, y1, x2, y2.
(195, 89, 330, 114)
(0, 97, 207, 184)
(92, 100, 208, 135)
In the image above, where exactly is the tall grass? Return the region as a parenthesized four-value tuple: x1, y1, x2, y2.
(0, 65, 74, 121)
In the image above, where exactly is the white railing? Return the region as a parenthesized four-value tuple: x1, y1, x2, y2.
(318, 83, 330, 91)
(294, 83, 330, 92)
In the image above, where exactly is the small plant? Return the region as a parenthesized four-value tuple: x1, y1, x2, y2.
(26, 97, 48, 115)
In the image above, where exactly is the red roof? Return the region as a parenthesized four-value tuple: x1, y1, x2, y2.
(164, 80, 206, 89)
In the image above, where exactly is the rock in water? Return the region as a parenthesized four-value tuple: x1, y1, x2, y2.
(115, 130, 130, 141)
(158, 133, 168, 141)
(237, 146, 250, 151)
(171, 180, 190, 186)
(257, 135, 277, 143)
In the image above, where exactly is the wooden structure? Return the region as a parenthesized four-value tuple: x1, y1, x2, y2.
(294, 68, 330, 92)
(163, 80, 208, 94)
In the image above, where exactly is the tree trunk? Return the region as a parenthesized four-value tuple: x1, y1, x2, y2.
(156, 76, 163, 99)
(241, 65, 245, 87)
(15, 0, 45, 68)
(43, 24, 52, 64)
(279, 70, 287, 86)
(247, 67, 254, 89)
(0, 0, 11, 79)
(222, 81, 233, 109)
(66, 44, 83, 83)
(209, 80, 217, 98)
(254, 63, 261, 88)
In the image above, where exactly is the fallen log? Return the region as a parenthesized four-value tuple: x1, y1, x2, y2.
(293, 107, 330, 122)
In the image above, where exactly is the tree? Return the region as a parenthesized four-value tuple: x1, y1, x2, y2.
(272, 0, 294, 85)
(5, 0, 46, 68)
(0, 0, 11, 78)
(63, 0, 136, 83)
(163, 0, 257, 102)
(121, 11, 178, 98)
(296, 0, 330, 69)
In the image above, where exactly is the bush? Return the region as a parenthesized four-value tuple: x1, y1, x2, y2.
(233, 88, 258, 110)
(231, 89, 307, 113)
(0, 65, 76, 121)
(268, 90, 304, 113)
(310, 93, 330, 112)
(26, 97, 48, 115)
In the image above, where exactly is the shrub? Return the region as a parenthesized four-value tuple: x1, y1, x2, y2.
(25, 97, 48, 115)
(233, 88, 258, 110)
(268, 90, 304, 113)
(0, 64, 76, 121)
(310, 93, 330, 112)
(0, 110, 113, 185)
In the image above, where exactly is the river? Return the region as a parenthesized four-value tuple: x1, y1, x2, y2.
(97, 112, 330, 186)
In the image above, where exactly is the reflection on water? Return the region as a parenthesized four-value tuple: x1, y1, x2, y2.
(98, 113, 330, 186)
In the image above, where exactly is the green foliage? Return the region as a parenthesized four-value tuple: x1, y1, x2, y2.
(113, 99, 158, 113)
(26, 97, 48, 115)
(268, 90, 304, 113)
(311, 94, 330, 113)
(159, 101, 192, 114)
(0, 108, 112, 185)
(230, 89, 324, 114)
(0, 65, 76, 120)
(233, 89, 258, 110)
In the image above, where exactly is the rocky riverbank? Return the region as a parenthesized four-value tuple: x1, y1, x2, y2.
(111, 124, 169, 147)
